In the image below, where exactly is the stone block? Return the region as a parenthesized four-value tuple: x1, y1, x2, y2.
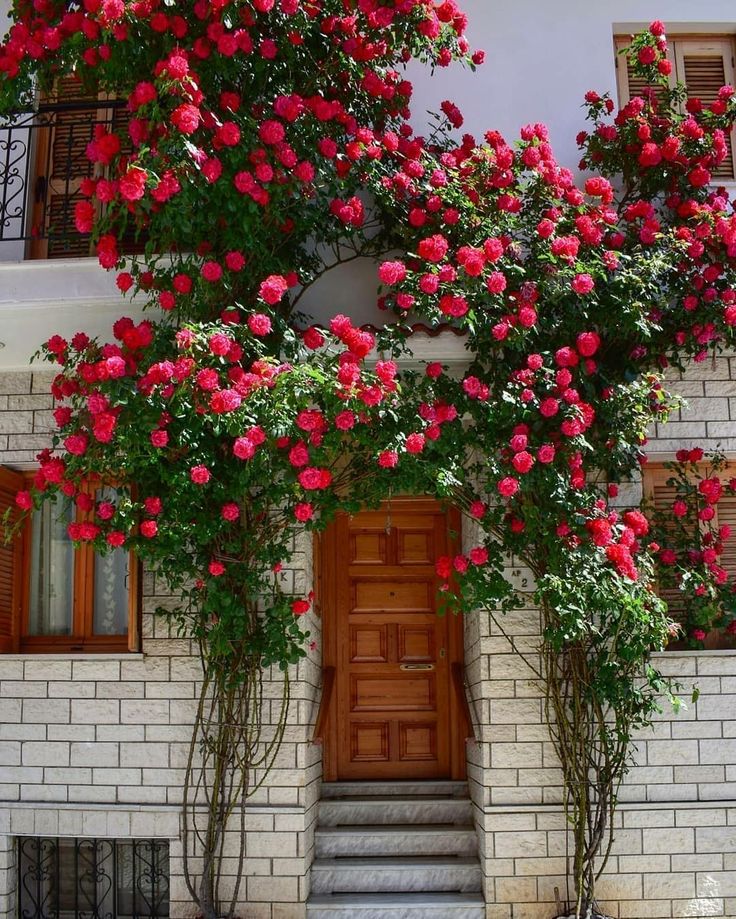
(120, 700, 170, 724)
(71, 700, 120, 724)
(493, 876, 537, 902)
(697, 826, 736, 853)
(643, 872, 696, 899)
(491, 743, 542, 769)
(70, 742, 119, 767)
(120, 743, 169, 767)
(646, 740, 698, 766)
(22, 699, 69, 722)
(676, 808, 727, 827)
(22, 742, 69, 766)
(71, 661, 121, 681)
(494, 832, 548, 859)
(643, 827, 694, 854)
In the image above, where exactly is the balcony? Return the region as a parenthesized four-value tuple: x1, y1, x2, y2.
(0, 95, 150, 368)
(0, 95, 142, 261)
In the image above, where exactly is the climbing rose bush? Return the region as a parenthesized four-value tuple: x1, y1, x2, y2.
(2, 6, 736, 915)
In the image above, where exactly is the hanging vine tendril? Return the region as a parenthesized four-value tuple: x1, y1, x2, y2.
(182, 618, 290, 919)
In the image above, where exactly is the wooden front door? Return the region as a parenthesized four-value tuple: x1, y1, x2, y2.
(319, 498, 466, 781)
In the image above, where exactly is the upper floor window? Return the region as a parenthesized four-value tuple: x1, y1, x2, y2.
(0, 74, 145, 260)
(615, 34, 736, 182)
(0, 466, 139, 654)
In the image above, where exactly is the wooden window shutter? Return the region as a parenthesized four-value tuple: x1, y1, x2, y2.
(644, 466, 692, 621)
(615, 36, 675, 107)
(674, 38, 736, 181)
(29, 75, 100, 259)
(0, 466, 25, 653)
(715, 491, 736, 577)
(29, 76, 141, 259)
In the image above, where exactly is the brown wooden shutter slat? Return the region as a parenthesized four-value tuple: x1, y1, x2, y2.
(625, 57, 662, 103)
(681, 53, 735, 180)
(0, 466, 25, 653)
(716, 494, 736, 577)
(651, 481, 690, 621)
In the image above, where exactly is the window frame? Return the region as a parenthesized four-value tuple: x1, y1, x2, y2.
(614, 32, 736, 184)
(15, 471, 140, 654)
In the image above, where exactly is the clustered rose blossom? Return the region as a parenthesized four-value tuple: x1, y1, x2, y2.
(3, 10, 736, 652)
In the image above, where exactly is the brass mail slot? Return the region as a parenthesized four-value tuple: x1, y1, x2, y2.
(400, 664, 435, 671)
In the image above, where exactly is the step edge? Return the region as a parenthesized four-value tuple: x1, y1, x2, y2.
(315, 824, 477, 835)
(312, 856, 482, 868)
(307, 893, 485, 905)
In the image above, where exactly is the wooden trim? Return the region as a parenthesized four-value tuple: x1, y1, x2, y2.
(311, 665, 336, 744)
(0, 466, 26, 653)
(127, 558, 141, 653)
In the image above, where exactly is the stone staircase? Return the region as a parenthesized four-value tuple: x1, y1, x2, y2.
(307, 781, 484, 918)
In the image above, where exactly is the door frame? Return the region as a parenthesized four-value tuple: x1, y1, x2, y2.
(316, 496, 468, 782)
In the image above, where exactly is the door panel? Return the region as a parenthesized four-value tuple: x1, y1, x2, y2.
(321, 499, 465, 781)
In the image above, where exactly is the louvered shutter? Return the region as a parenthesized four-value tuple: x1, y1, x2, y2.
(615, 37, 675, 107)
(648, 473, 692, 622)
(29, 75, 100, 259)
(675, 39, 736, 181)
(0, 466, 25, 653)
(716, 492, 736, 578)
(29, 76, 140, 259)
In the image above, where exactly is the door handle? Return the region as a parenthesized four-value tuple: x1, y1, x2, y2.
(400, 664, 435, 671)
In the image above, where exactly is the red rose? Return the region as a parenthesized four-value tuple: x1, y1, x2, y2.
(497, 477, 519, 497)
(258, 119, 286, 145)
(405, 433, 425, 454)
(576, 332, 601, 357)
(571, 273, 594, 295)
(119, 167, 147, 201)
(417, 234, 449, 262)
(294, 502, 314, 521)
(190, 465, 211, 484)
(378, 260, 407, 285)
(15, 490, 33, 510)
(259, 275, 289, 305)
(221, 503, 240, 521)
(248, 313, 272, 336)
(140, 520, 158, 538)
(171, 103, 201, 134)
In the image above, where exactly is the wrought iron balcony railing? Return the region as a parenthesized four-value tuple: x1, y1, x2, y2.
(0, 97, 138, 260)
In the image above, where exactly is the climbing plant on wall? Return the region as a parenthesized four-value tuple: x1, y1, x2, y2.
(2, 5, 736, 916)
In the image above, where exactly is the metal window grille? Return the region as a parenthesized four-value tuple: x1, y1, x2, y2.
(18, 837, 169, 919)
(0, 100, 147, 258)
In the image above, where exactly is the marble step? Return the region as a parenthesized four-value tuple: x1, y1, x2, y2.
(311, 856, 482, 894)
(315, 824, 478, 858)
(319, 796, 473, 827)
(306, 892, 485, 918)
(320, 781, 469, 799)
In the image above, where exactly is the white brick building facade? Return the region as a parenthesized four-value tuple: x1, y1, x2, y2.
(2, 2, 736, 918)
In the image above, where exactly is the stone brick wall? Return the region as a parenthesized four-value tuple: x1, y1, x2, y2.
(470, 352, 736, 918)
(0, 370, 323, 919)
(2, 350, 736, 919)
